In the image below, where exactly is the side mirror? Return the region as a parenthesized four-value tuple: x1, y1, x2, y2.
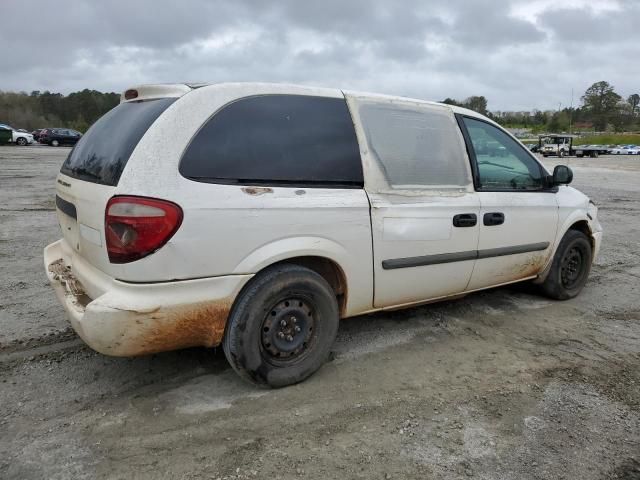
(552, 165, 573, 185)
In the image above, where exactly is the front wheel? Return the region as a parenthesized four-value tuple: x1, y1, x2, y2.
(16, 137, 27, 146)
(540, 230, 592, 300)
(51, 139, 59, 147)
(223, 264, 339, 388)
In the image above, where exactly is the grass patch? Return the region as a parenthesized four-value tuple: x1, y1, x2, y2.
(574, 134, 640, 145)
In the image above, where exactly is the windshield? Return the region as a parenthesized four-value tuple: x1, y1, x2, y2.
(60, 98, 176, 186)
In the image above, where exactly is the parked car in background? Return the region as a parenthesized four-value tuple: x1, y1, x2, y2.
(627, 146, 640, 155)
(526, 143, 540, 153)
(0, 123, 35, 146)
(610, 145, 637, 155)
(32, 129, 45, 141)
(0, 125, 12, 145)
(39, 128, 82, 146)
(45, 82, 603, 387)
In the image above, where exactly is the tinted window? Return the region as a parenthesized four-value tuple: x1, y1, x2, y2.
(356, 100, 470, 188)
(462, 117, 544, 190)
(61, 98, 176, 186)
(180, 95, 363, 187)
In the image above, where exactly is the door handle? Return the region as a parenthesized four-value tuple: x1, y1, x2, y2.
(483, 212, 505, 226)
(453, 213, 477, 227)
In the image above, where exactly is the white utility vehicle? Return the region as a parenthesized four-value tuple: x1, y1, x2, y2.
(45, 83, 603, 387)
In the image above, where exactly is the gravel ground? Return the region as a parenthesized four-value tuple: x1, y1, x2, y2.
(1, 145, 639, 480)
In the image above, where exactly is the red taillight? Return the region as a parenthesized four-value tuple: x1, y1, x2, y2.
(105, 196, 183, 264)
(124, 89, 139, 100)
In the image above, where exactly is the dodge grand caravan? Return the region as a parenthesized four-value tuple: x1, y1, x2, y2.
(44, 83, 603, 387)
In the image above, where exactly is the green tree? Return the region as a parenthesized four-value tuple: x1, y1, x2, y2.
(628, 93, 640, 116)
(547, 111, 570, 133)
(464, 96, 488, 115)
(581, 81, 622, 131)
(0, 89, 118, 131)
(441, 97, 462, 107)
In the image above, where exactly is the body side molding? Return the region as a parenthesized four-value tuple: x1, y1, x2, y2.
(382, 242, 550, 270)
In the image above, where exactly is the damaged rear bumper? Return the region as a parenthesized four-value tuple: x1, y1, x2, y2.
(44, 239, 252, 356)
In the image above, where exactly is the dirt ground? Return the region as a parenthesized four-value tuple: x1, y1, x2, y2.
(1, 145, 639, 480)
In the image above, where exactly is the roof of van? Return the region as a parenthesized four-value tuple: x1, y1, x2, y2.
(120, 82, 491, 122)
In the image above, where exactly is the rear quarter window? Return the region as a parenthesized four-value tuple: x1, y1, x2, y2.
(179, 94, 364, 187)
(355, 99, 470, 189)
(61, 98, 176, 186)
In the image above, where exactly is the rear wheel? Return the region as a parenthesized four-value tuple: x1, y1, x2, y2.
(541, 230, 592, 300)
(223, 264, 339, 387)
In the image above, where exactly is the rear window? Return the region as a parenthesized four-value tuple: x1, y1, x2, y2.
(61, 98, 176, 186)
(179, 95, 363, 187)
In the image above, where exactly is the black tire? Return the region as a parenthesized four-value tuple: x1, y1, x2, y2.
(559, 150, 565, 158)
(51, 139, 59, 147)
(16, 137, 27, 146)
(541, 230, 592, 300)
(577, 154, 584, 158)
(223, 264, 339, 388)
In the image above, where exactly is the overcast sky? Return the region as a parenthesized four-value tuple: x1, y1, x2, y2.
(3, 0, 637, 111)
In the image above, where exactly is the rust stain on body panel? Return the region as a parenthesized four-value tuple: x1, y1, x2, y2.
(130, 300, 231, 356)
(512, 253, 548, 279)
(242, 186, 273, 196)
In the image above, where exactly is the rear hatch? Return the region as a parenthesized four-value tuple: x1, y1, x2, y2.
(55, 96, 179, 277)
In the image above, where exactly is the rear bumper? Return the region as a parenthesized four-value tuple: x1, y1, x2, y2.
(44, 239, 252, 356)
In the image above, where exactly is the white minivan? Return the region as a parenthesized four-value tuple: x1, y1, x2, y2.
(45, 83, 602, 387)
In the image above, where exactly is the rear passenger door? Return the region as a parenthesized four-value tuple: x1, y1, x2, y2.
(457, 115, 558, 290)
(346, 95, 480, 308)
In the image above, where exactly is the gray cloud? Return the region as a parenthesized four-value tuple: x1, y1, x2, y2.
(1, 0, 637, 110)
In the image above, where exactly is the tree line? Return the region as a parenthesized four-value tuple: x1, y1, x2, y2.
(444, 81, 640, 133)
(0, 89, 119, 132)
(0, 81, 637, 134)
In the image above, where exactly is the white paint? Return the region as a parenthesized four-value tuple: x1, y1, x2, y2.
(383, 217, 452, 241)
(79, 223, 101, 246)
(466, 190, 558, 290)
(44, 82, 603, 359)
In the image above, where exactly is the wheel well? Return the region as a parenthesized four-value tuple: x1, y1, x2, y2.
(275, 256, 348, 316)
(569, 220, 593, 249)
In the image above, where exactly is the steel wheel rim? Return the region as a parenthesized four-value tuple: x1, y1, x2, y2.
(560, 246, 584, 289)
(261, 297, 315, 363)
